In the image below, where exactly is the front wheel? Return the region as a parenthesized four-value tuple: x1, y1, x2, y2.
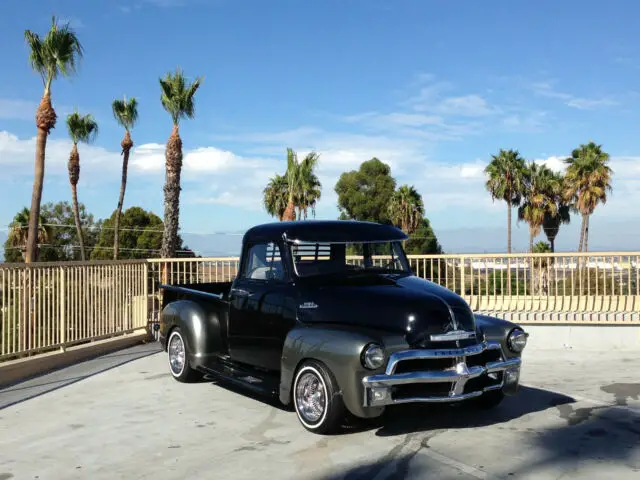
(167, 328, 202, 383)
(293, 360, 346, 434)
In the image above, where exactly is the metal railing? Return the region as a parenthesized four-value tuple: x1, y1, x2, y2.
(0, 260, 148, 362)
(2, 252, 639, 363)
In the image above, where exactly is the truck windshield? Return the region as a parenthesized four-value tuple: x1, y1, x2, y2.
(289, 240, 411, 278)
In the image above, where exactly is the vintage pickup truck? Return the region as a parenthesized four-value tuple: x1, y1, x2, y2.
(158, 220, 528, 434)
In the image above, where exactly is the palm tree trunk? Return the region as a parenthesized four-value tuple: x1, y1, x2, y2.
(578, 214, 586, 252)
(25, 93, 57, 263)
(114, 132, 133, 260)
(71, 183, 86, 261)
(68, 143, 85, 261)
(529, 226, 534, 253)
(584, 215, 590, 252)
(550, 238, 555, 253)
(282, 200, 296, 222)
(507, 200, 512, 254)
(161, 125, 183, 258)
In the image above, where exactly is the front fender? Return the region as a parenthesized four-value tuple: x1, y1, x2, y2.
(279, 325, 400, 419)
(474, 314, 527, 358)
(160, 299, 227, 369)
(475, 314, 528, 395)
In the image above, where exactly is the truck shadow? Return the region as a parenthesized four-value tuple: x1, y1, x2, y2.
(368, 385, 577, 437)
(317, 389, 640, 479)
(200, 374, 579, 435)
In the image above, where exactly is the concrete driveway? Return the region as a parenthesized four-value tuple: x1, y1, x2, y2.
(1, 344, 639, 479)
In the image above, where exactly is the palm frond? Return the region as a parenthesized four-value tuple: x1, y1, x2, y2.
(112, 96, 139, 131)
(24, 15, 83, 91)
(66, 110, 99, 144)
(159, 67, 203, 125)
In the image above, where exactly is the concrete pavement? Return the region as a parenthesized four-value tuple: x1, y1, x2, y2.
(1, 345, 639, 479)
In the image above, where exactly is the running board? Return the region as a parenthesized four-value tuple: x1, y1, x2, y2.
(200, 359, 280, 398)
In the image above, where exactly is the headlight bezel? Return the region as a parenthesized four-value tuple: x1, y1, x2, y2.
(507, 328, 528, 353)
(361, 343, 386, 370)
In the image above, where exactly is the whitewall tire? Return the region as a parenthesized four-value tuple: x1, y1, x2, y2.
(293, 360, 345, 434)
(167, 327, 202, 383)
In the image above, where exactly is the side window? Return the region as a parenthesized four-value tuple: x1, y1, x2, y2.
(242, 242, 285, 281)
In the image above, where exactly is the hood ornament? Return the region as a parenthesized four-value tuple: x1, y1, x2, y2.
(299, 301, 318, 309)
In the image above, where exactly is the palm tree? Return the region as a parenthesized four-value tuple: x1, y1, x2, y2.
(484, 149, 527, 253)
(159, 68, 203, 258)
(388, 185, 425, 234)
(542, 172, 571, 252)
(296, 152, 322, 219)
(517, 162, 560, 252)
(111, 96, 139, 260)
(7, 207, 51, 261)
(563, 142, 613, 252)
(65, 110, 99, 261)
(23, 16, 83, 263)
(263, 174, 288, 221)
(279, 148, 321, 222)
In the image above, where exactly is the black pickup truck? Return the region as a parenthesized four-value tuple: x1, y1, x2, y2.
(158, 220, 529, 434)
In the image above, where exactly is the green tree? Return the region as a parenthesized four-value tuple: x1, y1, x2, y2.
(65, 110, 99, 261)
(3, 202, 101, 263)
(484, 149, 527, 253)
(404, 218, 442, 254)
(517, 162, 560, 252)
(23, 16, 83, 263)
(91, 206, 193, 260)
(159, 68, 203, 258)
(388, 184, 424, 234)
(4, 207, 52, 262)
(335, 157, 397, 223)
(111, 96, 139, 259)
(542, 171, 571, 252)
(263, 174, 288, 221)
(563, 142, 613, 252)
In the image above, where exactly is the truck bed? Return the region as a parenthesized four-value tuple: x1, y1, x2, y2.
(160, 281, 233, 309)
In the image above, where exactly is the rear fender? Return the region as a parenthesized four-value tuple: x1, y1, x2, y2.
(160, 299, 228, 368)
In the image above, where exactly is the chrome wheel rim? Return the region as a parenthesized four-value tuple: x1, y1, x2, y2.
(295, 371, 326, 423)
(168, 333, 185, 376)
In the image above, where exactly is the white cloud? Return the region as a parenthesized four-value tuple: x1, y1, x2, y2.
(0, 131, 265, 178)
(531, 81, 618, 110)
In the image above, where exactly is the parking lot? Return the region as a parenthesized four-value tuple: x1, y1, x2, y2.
(1, 343, 639, 479)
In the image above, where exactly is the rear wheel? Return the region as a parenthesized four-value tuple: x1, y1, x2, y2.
(167, 328, 202, 383)
(293, 360, 345, 434)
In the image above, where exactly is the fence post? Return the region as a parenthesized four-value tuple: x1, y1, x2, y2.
(59, 266, 66, 351)
(459, 256, 466, 298)
(143, 262, 152, 341)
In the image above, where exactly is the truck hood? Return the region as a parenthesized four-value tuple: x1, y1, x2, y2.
(295, 273, 477, 347)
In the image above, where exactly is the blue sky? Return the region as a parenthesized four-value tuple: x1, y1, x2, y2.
(1, 0, 639, 254)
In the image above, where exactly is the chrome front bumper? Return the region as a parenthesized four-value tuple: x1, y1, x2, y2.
(362, 341, 521, 407)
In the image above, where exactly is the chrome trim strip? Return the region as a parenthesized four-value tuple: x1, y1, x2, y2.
(384, 340, 501, 375)
(365, 357, 520, 388)
(430, 330, 476, 342)
(384, 384, 503, 405)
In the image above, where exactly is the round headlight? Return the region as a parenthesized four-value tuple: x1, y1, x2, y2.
(362, 343, 385, 370)
(507, 329, 528, 352)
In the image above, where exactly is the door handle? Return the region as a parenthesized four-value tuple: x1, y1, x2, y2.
(232, 288, 254, 297)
